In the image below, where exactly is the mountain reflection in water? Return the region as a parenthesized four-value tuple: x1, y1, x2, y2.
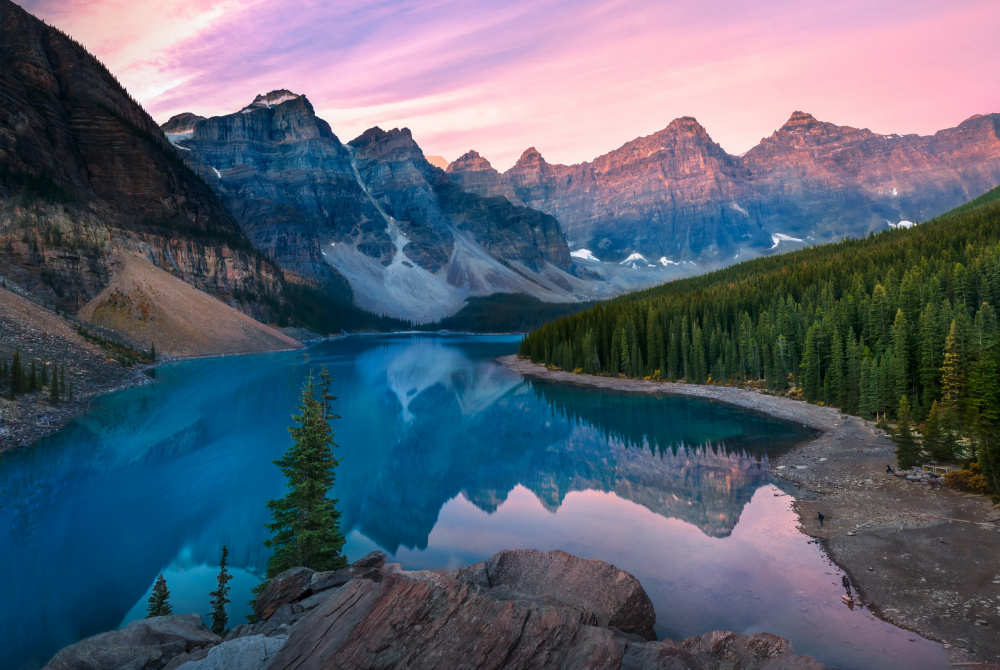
(0, 335, 946, 670)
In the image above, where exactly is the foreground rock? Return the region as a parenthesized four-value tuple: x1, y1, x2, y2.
(43, 614, 219, 670)
(45, 550, 823, 670)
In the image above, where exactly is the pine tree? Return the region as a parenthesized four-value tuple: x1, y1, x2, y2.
(800, 323, 822, 402)
(150, 342, 156, 362)
(41, 361, 48, 388)
(28, 360, 37, 392)
(146, 574, 172, 617)
(922, 400, 955, 461)
(49, 363, 60, 404)
(260, 368, 347, 582)
(892, 309, 911, 407)
(893, 396, 921, 469)
(209, 546, 232, 635)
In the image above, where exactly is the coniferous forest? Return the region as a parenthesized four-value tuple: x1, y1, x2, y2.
(521, 186, 1000, 493)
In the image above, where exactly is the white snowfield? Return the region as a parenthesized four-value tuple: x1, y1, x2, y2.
(769, 233, 805, 249)
(619, 252, 647, 266)
(888, 220, 916, 229)
(659, 257, 679, 266)
(570, 248, 601, 262)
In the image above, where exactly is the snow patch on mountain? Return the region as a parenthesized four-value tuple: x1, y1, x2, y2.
(769, 233, 805, 249)
(165, 131, 193, 147)
(729, 202, 749, 216)
(887, 219, 916, 229)
(659, 257, 680, 266)
(571, 248, 600, 262)
(620, 252, 647, 265)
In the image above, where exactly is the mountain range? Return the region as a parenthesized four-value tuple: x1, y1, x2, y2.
(161, 92, 654, 322)
(448, 111, 1000, 263)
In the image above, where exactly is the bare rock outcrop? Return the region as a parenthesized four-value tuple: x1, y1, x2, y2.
(46, 550, 824, 670)
(43, 614, 220, 670)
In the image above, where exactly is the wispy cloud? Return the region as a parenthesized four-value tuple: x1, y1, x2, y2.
(22, 0, 1000, 169)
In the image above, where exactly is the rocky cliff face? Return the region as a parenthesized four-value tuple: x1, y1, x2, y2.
(167, 92, 586, 322)
(449, 112, 1000, 263)
(0, 0, 283, 318)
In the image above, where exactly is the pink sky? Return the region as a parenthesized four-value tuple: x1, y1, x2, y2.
(20, 0, 1000, 170)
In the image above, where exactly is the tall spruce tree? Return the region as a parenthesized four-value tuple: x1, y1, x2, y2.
(209, 546, 232, 635)
(146, 574, 172, 617)
(893, 396, 921, 469)
(261, 368, 346, 581)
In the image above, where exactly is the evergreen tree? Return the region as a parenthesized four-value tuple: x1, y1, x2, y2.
(891, 309, 911, 406)
(49, 363, 60, 404)
(800, 323, 822, 401)
(63, 367, 68, 401)
(940, 320, 964, 439)
(41, 361, 48, 388)
(146, 574, 172, 617)
(28, 360, 37, 392)
(922, 400, 955, 461)
(261, 368, 347, 581)
(893, 396, 921, 469)
(150, 342, 156, 362)
(209, 546, 232, 635)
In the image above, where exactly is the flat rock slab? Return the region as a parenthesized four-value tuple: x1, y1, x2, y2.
(266, 550, 822, 670)
(43, 614, 220, 670)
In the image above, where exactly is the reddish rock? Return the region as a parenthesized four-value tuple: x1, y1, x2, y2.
(265, 550, 824, 670)
(449, 112, 1000, 265)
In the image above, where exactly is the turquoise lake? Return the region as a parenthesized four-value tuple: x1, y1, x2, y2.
(0, 334, 949, 669)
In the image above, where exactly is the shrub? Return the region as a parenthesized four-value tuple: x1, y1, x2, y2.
(944, 463, 990, 494)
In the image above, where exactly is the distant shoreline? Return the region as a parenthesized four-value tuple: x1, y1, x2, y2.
(498, 354, 1000, 665)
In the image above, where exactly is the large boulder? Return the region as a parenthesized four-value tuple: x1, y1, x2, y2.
(174, 634, 288, 670)
(467, 549, 656, 640)
(251, 566, 315, 621)
(265, 550, 824, 670)
(43, 614, 220, 670)
(309, 551, 386, 594)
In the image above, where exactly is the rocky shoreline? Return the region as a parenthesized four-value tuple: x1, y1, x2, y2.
(45, 550, 824, 670)
(498, 355, 1000, 667)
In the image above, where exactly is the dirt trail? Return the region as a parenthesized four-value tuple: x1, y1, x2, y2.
(499, 355, 1000, 667)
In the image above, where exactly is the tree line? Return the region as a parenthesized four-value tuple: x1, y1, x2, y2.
(0, 349, 73, 402)
(520, 187, 1000, 494)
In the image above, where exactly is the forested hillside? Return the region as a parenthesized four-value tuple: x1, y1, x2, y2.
(521, 186, 1000, 491)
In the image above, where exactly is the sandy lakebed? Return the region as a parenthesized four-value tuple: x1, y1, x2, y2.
(499, 355, 1000, 668)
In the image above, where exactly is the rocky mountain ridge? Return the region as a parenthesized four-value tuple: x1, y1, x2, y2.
(448, 111, 1000, 263)
(166, 92, 662, 322)
(0, 0, 283, 321)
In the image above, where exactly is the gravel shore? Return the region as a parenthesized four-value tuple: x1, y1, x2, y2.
(499, 355, 1000, 667)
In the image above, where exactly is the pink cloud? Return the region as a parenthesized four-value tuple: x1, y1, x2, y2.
(21, 0, 1000, 170)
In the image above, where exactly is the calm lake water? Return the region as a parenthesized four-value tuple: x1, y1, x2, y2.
(0, 334, 948, 669)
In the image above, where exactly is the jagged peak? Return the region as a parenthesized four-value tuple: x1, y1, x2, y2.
(782, 111, 820, 128)
(241, 89, 303, 112)
(664, 116, 707, 132)
(515, 147, 546, 166)
(448, 150, 494, 172)
(161, 112, 205, 134)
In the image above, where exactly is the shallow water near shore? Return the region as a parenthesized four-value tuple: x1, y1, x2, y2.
(0, 334, 948, 669)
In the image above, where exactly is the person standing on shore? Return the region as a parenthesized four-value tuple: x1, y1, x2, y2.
(842, 575, 852, 597)
(817, 512, 824, 526)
